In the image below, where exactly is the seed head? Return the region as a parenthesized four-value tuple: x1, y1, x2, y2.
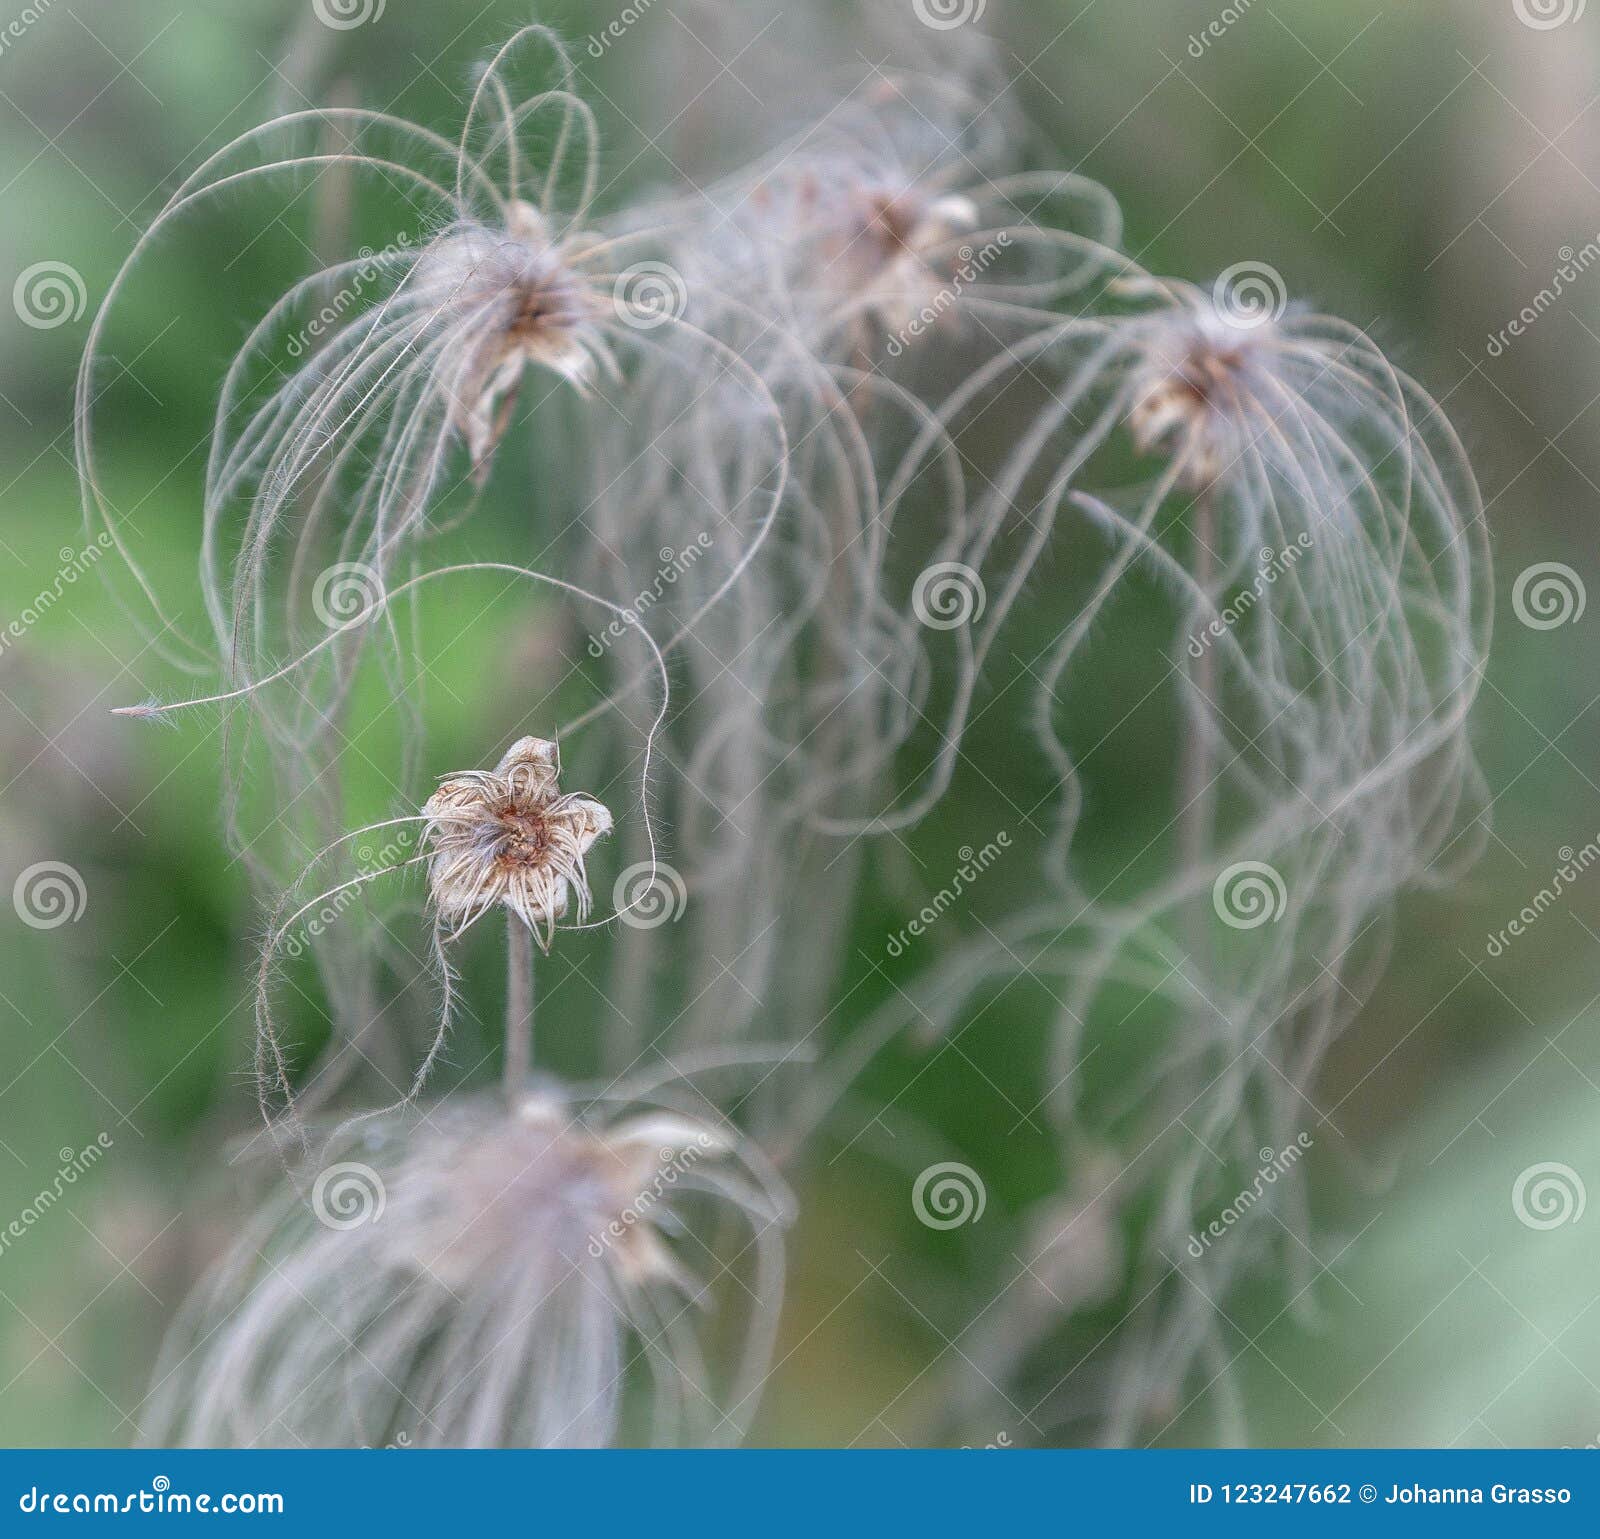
(143, 1088, 791, 1447)
(1127, 307, 1268, 492)
(396, 1090, 733, 1292)
(839, 185, 979, 334)
(411, 202, 608, 482)
(422, 735, 613, 948)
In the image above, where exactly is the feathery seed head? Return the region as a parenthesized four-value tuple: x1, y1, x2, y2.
(395, 1091, 733, 1291)
(839, 184, 979, 333)
(144, 1088, 790, 1447)
(422, 735, 613, 947)
(411, 203, 606, 480)
(1126, 306, 1274, 492)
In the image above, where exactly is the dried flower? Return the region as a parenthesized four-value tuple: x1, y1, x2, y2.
(400, 1091, 730, 1292)
(422, 735, 612, 948)
(409, 200, 615, 483)
(683, 71, 1122, 370)
(142, 1087, 792, 1448)
(1126, 303, 1269, 492)
(833, 184, 979, 336)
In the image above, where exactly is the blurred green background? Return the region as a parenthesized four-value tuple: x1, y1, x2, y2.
(2, 0, 1598, 1446)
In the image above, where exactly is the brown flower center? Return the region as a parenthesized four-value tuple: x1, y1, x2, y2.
(1174, 344, 1244, 407)
(864, 193, 917, 256)
(507, 278, 576, 347)
(496, 806, 554, 868)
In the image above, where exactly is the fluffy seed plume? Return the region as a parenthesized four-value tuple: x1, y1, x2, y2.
(1126, 303, 1265, 492)
(142, 1087, 792, 1448)
(408, 199, 615, 483)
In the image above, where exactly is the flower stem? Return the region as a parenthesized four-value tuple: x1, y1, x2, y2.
(1182, 489, 1218, 962)
(504, 915, 535, 1101)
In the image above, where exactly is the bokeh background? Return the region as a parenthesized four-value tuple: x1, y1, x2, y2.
(1, 0, 1598, 1446)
